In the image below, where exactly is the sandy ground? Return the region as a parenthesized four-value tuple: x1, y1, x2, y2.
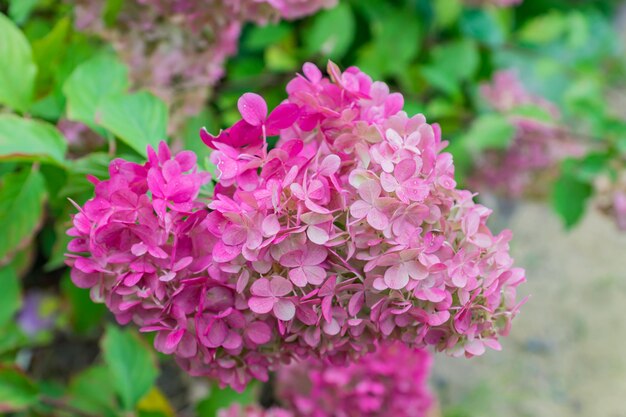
(433, 201, 626, 417)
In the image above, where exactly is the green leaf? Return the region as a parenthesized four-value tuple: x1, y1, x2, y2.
(0, 114, 67, 164)
(63, 53, 129, 127)
(0, 168, 47, 264)
(68, 365, 120, 417)
(357, 9, 421, 79)
(551, 173, 592, 229)
(0, 12, 37, 112)
(32, 17, 71, 92)
(8, 0, 40, 25)
(430, 39, 479, 82)
(243, 23, 292, 51)
(463, 114, 516, 152)
(60, 272, 106, 334)
(101, 325, 158, 411)
(103, 0, 125, 27)
(304, 3, 355, 60)
(0, 366, 38, 412)
(97, 92, 168, 156)
(196, 384, 257, 417)
(460, 9, 505, 46)
(518, 11, 566, 44)
(0, 267, 21, 328)
(433, 0, 462, 28)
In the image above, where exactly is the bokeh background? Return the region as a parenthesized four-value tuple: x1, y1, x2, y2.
(0, 0, 625, 416)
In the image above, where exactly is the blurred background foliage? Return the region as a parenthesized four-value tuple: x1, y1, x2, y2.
(0, 0, 624, 415)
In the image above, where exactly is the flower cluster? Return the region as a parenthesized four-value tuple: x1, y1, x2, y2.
(67, 62, 525, 391)
(464, 0, 523, 7)
(276, 342, 434, 417)
(469, 70, 583, 197)
(72, 0, 336, 132)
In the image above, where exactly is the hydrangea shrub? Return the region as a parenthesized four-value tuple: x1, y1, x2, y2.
(66, 62, 526, 391)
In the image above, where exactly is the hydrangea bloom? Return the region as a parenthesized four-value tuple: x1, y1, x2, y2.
(218, 405, 294, 417)
(67, 62, 525, 391)
(469, 71, 584, 197)
(276, 342, 434, 417)
(72, 0, 336, 131)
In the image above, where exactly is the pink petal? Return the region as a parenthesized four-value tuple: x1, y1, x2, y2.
(266, 103, 300, 133)
(303, 265, 326, 285)
(273, 299, 296, 321)
(319, 154, 341, 176)
(248, 296, 275, 314)
(367, 208, 389, 231)
(357, 180, 382, 203)
(307, 225, 329, 245)
(288, 267, 308, 287)
(270, 276, 293, 297)
(262, 214, 280, 237)
(349, 200, 371, 220)
(465, 339, 486, 356)
(384, 264, 409, 290)
(246, 321, 272, 345)
(250, 278, 272, 297)
(238, 93, 267, 126)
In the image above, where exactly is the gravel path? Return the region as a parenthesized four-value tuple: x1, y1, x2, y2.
(433, 202, 626, 417)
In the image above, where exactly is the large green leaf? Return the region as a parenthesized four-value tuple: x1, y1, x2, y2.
(0, 366, 38, 412)
(421, 39, 478, 95)
(0, 169, 47, 264)
(63, 53, 129, 127)
(8, 0, 40, 24)
(552, 172, 592, 229)
(0, 12, 37, 112)
(67, 365, 120, 417)
(0, 267, 21, 329)
(0, 115, 67, 164)
(97, 92, 168, 156)
(101, 325, 158, 411)
(304, 3, 355, 60)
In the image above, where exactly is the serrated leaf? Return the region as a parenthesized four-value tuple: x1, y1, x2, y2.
(0, 115, 67, 165)
(0, 169, 47, 264)
(97, 92, 168, 156)
(0, 267, 21, 328)
(63, 53, 129, 127)
(101, 325, 158, 411)
(304, 3, 355, 60)
(0, 366, 38, 412)
(0, 12, 37, 112)
(551, 173, 592, 229)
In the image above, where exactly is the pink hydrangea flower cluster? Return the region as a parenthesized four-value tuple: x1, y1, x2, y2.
(218, 405, 294, 417)
(276, 342, 434, 417)
(67, 62, 525, 391)
(469, 70, 584, 197)
(72, 0, 336, 132)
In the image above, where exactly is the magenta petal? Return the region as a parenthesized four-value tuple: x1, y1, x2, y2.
(273, 299, 296, 321)
(247, 321, 272, 345)
(266, 103, 300, 134)
(248, 296, 275, 314)
(238, 93, 267, 126)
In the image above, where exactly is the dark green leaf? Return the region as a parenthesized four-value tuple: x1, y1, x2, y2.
(60, 272, 106, 334)
(551, 173, 592, 228)
(0, 168, 47, 264)
(0, 12, 37, 112)
(101, 325, 158, 410)
(0, 267, 21, 328)
(0, 115, 67, 165)
(97, 92, 168, 156)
